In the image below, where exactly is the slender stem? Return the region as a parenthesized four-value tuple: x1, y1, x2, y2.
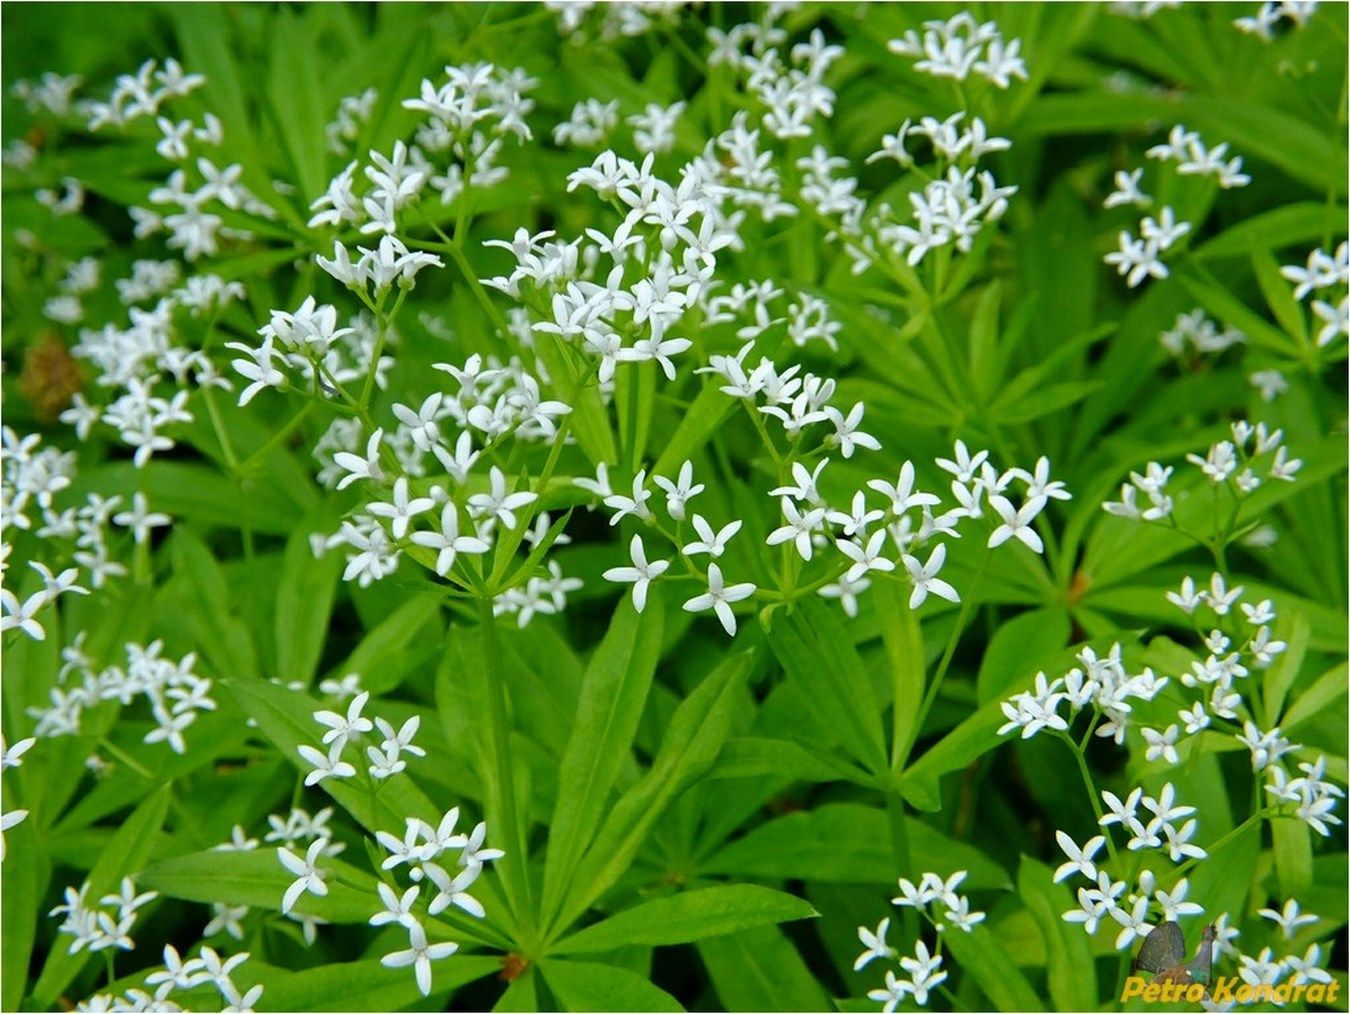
(99, 737, 152, 779)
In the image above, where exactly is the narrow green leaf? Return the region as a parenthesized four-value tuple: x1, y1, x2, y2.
(540, 959, 684, 1012)
(141, 848, 378, 923)
(942, 923, 1046, 1012)
(275, 524, 341, 685)
(171, 529, 258, 681)
(553, 885, 817, 955)
(332, 592, 442, 695)
(875, 579, 926, 768)
(701, 803, 1011, 889)
(975, 608, 1071, 705)
(236, 956, 500, 1012)
(765, 599, 888, 774)
(1017, 856, 1097, 1012)
(652, 380, 735, 476)
(1, 815, 46, 1011)
(1282, 662, 1347, 731)
(554, 652, 751, 934)
(697, 926, 831, 1011)
(1251, 248, 1308, 345)
(1263, 611, 1310, 728)
(267, 9, 327, 203)
(541, 596, 665, 927)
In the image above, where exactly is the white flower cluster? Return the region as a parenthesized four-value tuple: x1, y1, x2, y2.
(1234, 1, 1320, 39)
(588, 435, 1066, 634)
(326, 86, 379, 155)
(709, 19, 843, 140)
(855, 871, 983, 1010)
(51, 876, 158, 956)
(1158, 308, 1246, 358)
(295, 690, 426, 785)
(547, 0, 685, 42)
(800, 111, 1015, 274)
(309, 62, 534, 235)
(79, 58, 204, 132)
(1282, 242, 1349, 348)
(27, 637, 213, 754)
(1103, 125, 1249, 288)
(1060, 851, 1206, 946)
(79, 946, 262, 1013)
(554, 97, 620, 148)
(1103, 419, 1300, 522)
(371, 809, 503, 996)
(887, 13, 1029, 89)
(11, 71, 83, 116)
(138, 155, 280, 261)
(998, 644, 1170, 744)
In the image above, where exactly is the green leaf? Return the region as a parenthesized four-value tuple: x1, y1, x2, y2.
(653, 380, 736, 476)
(1282, 662, 1347, 731)
(554, 652, 751, 934)
(237, 956, 500, 1012)
(226, 678, 437, 833)
(539, 959, 684, 1012)
(875, 578, 925, 768)
(31, 787, 172, 1008)
(141, 848, 378, 923)
(71, 461, 302, 535)
(541, 595, 665, 927)
(1, 815, 46, 1011)
(942, 923, 1046, 1012)
(1196, 203, 1349, 260)
(536, 337, 615, 467)
(697, 926, 831, 1011)
(275, 523, 342, 685)
(171, 529, 258, 680)
(765, 599, 888, 775)
(552, 885, 817, 955)
(701, 803, 1011, 889)
(333, 592, 442, 695)
(976, 608, 1071, 705)
(709, 736, 871, 785)
(1017, 856, 1097, 1012)
(1272, 817, 1314, 899)
(1263, 610, 1311, 728)
(1252, 247, 1307, 345)
(267, 8, 327, 204)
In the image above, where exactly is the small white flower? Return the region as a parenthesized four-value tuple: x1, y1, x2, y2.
(682, 563, 756, 636)
(603, 534, 670, 613)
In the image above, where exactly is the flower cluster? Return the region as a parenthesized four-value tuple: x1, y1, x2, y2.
(295, 690, 425, 785)
(1282, 242, 1349, 348)
(1103, 125, 1250, 288)
(80, 946, 262, 1013)
(372, 809, 503, 996)
(27, 637, 213, 754)
(51, 877, 158, 956)
(1102, 419, 1300, 526)
(854, 871, 984, 1010)
(887, 13, 1028, 89)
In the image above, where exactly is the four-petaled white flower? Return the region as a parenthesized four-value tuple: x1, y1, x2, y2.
(683, 563, 756, 636)
(603, 534, 670, 612)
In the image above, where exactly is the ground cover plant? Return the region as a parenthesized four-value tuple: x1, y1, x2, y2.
(1, 2, 1347, 1011)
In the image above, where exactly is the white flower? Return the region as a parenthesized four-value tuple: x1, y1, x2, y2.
(902, 543, 960, 609)
(988, 494, 1045, 553)
(277, 839, 329, 914)
(1258, 898, 1319, 939)
(410, 504, 490, 577)
(837, 530, 896, 583)
(380, 921, 458, 997)
(766, 499, 827, 561)
(370, 883, 420, 929)
(602, 534, 670, 613)
(297, 743, 357, 786)
(603, 470, 654, 525)
(900, 940, 948, 1004)
(683, 515, 742, 558)
(653, 461, 704, 521)
(1053, 831, 1106, 883)
(468, 467, 537, 530)
(854, 917, 891, 971)
(314, 691, 374, 751)
(1142, 724, 1181, 765)
(682, 563, 756, 636)
(369, 478, 435, 540)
